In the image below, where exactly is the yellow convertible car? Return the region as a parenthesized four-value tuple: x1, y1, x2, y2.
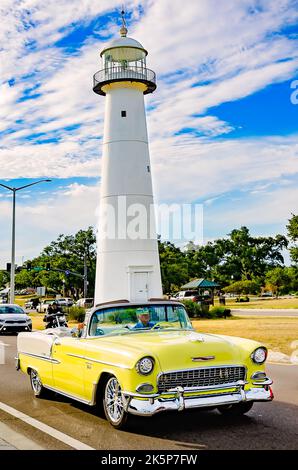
(16, 300, 273, 428)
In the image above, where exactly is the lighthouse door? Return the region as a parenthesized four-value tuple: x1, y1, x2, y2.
(132, 272, 149, 302)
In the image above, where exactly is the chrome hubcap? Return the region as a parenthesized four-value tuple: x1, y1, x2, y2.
(31, 370, 42, 393)
(105, 378, 124, 423)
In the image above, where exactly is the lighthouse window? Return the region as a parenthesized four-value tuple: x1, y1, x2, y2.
(121, 110, 127, 117)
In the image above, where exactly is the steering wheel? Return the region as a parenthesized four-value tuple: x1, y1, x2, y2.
(150, 322, 176, 330)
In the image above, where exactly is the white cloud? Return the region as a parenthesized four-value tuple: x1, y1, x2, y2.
(0, 183, 100, 267)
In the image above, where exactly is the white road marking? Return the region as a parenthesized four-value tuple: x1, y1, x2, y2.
(0, 401, 95, 450)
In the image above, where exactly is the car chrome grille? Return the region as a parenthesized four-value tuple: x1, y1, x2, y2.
(158, 366, 246, 392)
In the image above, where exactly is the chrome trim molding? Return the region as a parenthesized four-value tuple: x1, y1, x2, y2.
(122, 380, 248, 399)
(45, 385, 92, 405)
(66, 353, 131, 369)
(252, 378, 273, 386)
(192, 356, 215, 361)
(124, 384, 273, 417)
(19, 351, 60, 364)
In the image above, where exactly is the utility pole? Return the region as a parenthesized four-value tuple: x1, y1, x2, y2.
(83, 253, 88, 298)
(0, 179, 51, 304)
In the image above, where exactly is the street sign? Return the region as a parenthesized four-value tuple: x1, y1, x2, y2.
(36, 286, 46, 296)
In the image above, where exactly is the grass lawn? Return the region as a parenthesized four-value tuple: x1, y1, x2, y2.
(192, 316, 298, 356)
(221, 297, 298, 309)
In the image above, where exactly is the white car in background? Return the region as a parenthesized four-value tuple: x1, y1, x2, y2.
(55, 298, 74, 307)
(0, 304, 32, 333)
(170, 290, 199, 302)
(75, 298, 94, 308)
(36, 300, 55, 313)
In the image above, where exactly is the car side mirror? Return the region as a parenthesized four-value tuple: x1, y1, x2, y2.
(54, 337, 61, 345)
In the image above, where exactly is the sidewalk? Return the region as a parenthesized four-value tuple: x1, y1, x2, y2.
(0, 421, 42, 450)
(0, 436, 16, 450)
(232, 308, 298, 316)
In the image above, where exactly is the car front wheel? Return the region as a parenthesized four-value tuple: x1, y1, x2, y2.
(103, 376, 128, 429)
(217, 401, 253, 416)
(29, 369, 47, 398)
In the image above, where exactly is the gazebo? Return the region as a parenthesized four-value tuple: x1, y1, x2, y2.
(180, 278, 220, 305)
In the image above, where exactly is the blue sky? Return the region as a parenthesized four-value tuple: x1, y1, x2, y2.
(0, 0, 298, 266)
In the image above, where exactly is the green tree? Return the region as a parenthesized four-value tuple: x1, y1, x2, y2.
(0, 270, 9, 289)
(159, 241, 189, 293)
(223, 280, 259, 296)
(265, 267, 291, 297)
(287, 214, 298, 265)
(26, 227, 97, 297)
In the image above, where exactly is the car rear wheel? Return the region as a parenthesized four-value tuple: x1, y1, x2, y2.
(103, 376, 128, 429)
(217, 401, 253, 416)
(29, 369, 47, 398)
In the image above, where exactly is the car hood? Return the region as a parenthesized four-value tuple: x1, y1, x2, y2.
(84, 330, 260, 370)
(0, 314, 30, 321)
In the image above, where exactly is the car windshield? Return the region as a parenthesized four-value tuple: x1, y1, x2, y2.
(88, 304, 193, 337)
(0, 306, 24, 314)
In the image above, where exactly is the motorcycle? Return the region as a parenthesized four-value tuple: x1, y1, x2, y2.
(43, 310, 68, 329)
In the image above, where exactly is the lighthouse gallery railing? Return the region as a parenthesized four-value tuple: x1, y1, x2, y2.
(93, 66, 156, 95)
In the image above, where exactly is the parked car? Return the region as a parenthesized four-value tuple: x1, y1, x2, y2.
(170, 290, 199, 302)
(0, 304, 32, 333)
(55, 298, 74, 307)
(75, 298, 94, 308)
(17, 300, 273, 429)
(24, 298, 40, 310)
(36, 299, 55, 313)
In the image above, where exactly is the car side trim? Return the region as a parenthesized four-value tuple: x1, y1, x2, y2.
(19, 351, 60, 364)
(66, 353, 131, 369)
(44, 385, 93, 405)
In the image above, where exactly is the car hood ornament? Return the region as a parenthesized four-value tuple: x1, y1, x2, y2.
(189, 332, 205, 342)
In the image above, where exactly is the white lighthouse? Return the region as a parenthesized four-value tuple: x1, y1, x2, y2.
(93, 15, 163, 305)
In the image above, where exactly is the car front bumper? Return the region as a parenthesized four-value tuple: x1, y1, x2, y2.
(123, 380, 273, 417)
(0, 323, 32, 333)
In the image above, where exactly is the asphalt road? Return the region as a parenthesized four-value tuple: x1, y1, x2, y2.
(0, 335, 297, 450)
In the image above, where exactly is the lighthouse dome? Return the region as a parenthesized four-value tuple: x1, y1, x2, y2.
(100, 36, 148, 62)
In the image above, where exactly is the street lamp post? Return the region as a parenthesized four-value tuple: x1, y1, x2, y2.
(0, 179, 51, 304)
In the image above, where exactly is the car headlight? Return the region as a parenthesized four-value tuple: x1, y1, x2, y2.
(251, 347, 267, 364)
(135, 357, 155, 375)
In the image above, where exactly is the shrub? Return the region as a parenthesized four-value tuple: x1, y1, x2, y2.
(181, 300, 215, 318)
(67, 306, 86, 322)
(181, 300, 203, 318)
(209, 306, 231, 318)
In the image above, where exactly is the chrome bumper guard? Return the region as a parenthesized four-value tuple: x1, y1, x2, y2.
(123, 379, 273, 417)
